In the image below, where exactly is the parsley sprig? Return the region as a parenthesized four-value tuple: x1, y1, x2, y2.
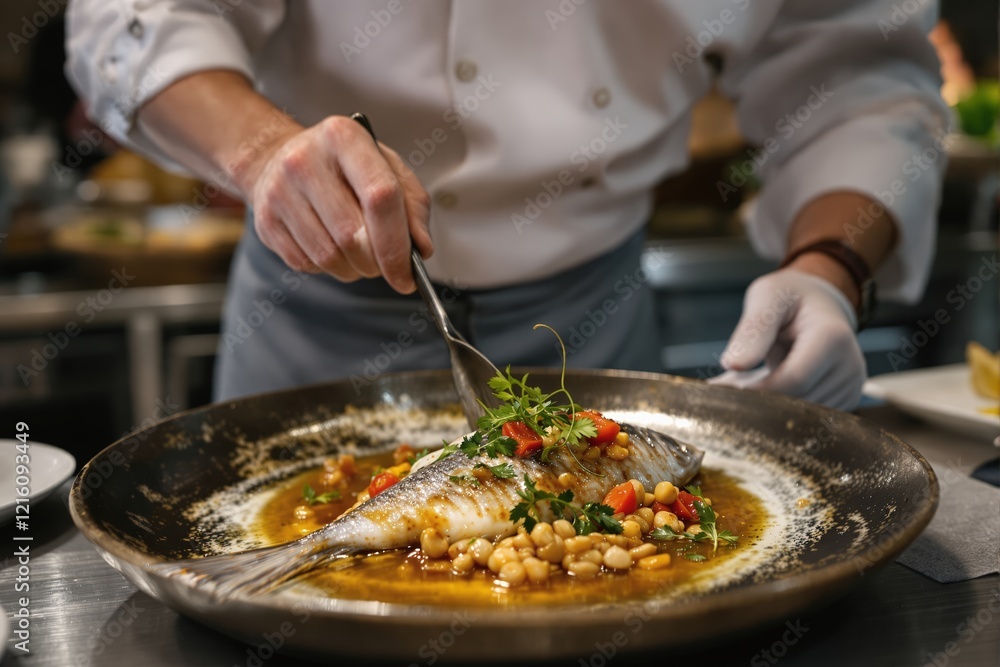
(442, 325, 601, 479)
(509, 474, 622, 535)
(302, 483, 341, 506)
(649, 485, 738, 554)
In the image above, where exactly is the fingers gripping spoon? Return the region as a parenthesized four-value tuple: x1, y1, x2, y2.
(350, 113, 502, 428)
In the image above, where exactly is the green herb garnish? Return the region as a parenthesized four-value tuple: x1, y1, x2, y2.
(448, 474, 481, 488)
(649, 487, 738, 554)
(407, 448, 433, 465)
(509, 474, 622, 535)
(684, 553, 708, 562)
(475, 462, 516, 479)
(302, 483, 341, 506)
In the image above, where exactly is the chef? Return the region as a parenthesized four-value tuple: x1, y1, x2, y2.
(65, 1, 948, 410)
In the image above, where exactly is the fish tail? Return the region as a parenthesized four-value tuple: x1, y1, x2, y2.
(151, 541, 356, 598)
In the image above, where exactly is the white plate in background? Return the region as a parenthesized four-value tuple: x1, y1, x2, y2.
(0, 440, 76, 524)
(864, 364, 1000, 443)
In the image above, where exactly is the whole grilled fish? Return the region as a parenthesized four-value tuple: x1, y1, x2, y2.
(152, 423, 702, 597)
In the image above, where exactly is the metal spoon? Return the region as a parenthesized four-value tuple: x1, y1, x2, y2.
(351, 113, 502, 427)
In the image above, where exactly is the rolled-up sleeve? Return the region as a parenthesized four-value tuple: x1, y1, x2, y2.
(65, 0, 285, 167)
(718, 0, 950, 302)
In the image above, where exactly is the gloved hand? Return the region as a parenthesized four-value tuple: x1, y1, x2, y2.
(709, 269, 866, 410)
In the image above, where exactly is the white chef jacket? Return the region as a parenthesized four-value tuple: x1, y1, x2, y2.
(65, 0, 948, 301)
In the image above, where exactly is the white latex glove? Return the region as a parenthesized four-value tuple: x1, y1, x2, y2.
(709, 269, 866, 410)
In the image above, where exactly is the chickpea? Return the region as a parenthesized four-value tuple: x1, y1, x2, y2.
(603, 545, 633, 570)
(629, 543, 658, 560)
(513, 533, 533, 550)
(686, 524, 702, 535)
(670, 518, 686, 534)
(654, 481, 678, 505)
(613, 431, 631, 447)
(583, 446, 602, 462)
(606, 445, 629, 460)
(632, 515, 650, 535)
(553, 519, 576, 539)
(497, 536, 517, 549)
(565, 536, 592, 554)
(588, 533, 606, 546)
(320, 469, 344, 487)
(636, 554, 672, 570)
(702, 497, 712, 507)
(452, 552, 475, 573)
(626, 537, 645, 550)
(561, 553, 577, 570)
(293, 504, 313, 521)
(580, 549, 604, 565)
(567, 561, 600, 578)
(522, 557, 550, 584)
(629, 479, 645, 500)
(487, 547, 520, 573)
(606, 534, 628, 548)
(653, 511, 673, 530)
(622, 520, 642, 539)
(448, 539, 470, 560)
(530, 522, 555, 548)
(636, 507, 655, 525)
(537, 538, 565, 563)
(420, 528, 449, 559)
(541, 427, 561, 448)
(643, 492, 656, 507)
(468, 538, 494, 566)
(557, 472, 576, 488)
(499, 561, 527, 586)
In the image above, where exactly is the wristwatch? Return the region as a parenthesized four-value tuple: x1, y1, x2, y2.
(780, 239, 877, 330)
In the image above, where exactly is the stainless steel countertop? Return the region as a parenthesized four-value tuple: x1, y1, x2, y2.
(0, 409, 997, 667)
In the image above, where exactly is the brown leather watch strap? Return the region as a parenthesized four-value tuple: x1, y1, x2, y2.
(780, 239, 872, 295)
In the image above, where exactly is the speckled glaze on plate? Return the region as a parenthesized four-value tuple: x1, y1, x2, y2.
(69, 370, 937, 662)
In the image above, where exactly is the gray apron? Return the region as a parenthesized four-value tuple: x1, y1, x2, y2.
(213, 218, 662, 401)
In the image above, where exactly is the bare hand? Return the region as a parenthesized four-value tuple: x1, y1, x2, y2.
(239, 115, 433, 293)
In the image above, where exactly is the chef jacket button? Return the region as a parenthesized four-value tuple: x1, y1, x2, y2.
(435, 192, 458, 209)
(592, 87, 611, 108)
(455, 60, 478, 83)
(128, 18, 144, 39)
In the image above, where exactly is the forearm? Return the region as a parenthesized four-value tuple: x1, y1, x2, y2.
(137, 69, 301, 197)
(783, 191, 899, 309)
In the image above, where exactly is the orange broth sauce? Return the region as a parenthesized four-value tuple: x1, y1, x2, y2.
(253, 452, 768, 607)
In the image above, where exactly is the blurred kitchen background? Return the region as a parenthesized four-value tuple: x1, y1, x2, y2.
(0, 2, 997, 464)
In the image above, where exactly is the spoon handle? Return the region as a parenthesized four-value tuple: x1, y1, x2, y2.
(349, 113, 462, 341)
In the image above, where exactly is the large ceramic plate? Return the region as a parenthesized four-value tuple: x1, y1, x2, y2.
(0, 440, 76, 524)
(69, 370, 937, 662)
(865, 365, 1000, 443)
